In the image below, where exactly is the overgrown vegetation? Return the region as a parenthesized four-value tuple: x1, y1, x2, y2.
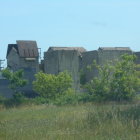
(85, 54, 140, 101)
(33, 71, 73, 99)
(1, 54, 140, 139)
(2, 69, 28, 94)
(1, 69, 28, 105)
(0, 103, 140, 140)
(1, 54, 140, 106)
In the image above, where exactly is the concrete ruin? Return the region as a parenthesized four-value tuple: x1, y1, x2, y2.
(0, 40, 139, 98)
(0, 41, 39, 97)
(44, 47, 86, 90)
(81, 47, 133, 82)
(7, 40, 39, 72)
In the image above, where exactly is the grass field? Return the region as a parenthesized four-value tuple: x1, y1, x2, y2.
(0, 103, 140, 140)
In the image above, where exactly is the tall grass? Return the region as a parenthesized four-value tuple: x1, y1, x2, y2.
(0, 103, 140, 140)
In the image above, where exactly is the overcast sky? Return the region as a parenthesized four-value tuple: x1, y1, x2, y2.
(0, 0, 140, 67)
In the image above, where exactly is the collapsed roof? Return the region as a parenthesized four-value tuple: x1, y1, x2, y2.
(7, 40, 39, 58)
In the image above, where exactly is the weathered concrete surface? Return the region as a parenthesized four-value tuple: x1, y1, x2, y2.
(44, 47, 134, 89)
(1, 44, 140, 98)
(7, 47, 20, 71)
(98, 47, 133, 65)
(134, 52, 140, 71)
(0, 40, 39, 98)
(134, 52, 140, 64)
(80, 47, 133, 83)
(80, 50, 98, 83)
(0, 79, 13, 98)
(44, 49, 83, 90)
(0, 68, 37, 98)
(7, 41, 39, 72)
(7, 49, 39, 72)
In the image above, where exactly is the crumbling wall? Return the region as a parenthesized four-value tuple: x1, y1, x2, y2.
(18, 58, 39, 72)
(7, 48, 20, 71)
(7, 48, 39, 72)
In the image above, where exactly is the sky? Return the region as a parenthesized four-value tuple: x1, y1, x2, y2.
(0, 0, 140, 67)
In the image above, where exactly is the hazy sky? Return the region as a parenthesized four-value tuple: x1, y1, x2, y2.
(0, 0, 140, 66)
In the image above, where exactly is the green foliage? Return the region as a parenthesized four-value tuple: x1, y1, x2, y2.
(52, 89, 90, 105)
(0, 103, 140, 139)
(29, 97, 50, 105)
(53, 89, 78, 105)
(2, 69, 28, 94)
(33, 71, 73, 99)
(110, 54, 140, 101)
(0, 96, 6, 104)
(80, 70, 86, 85)
(4, 93, 28, 107)
(85, 61, 113, 101)
(87, 104, 140, 133)
(85, 54, 140, 101)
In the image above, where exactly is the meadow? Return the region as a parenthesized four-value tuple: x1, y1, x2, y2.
(0, 103, 140, 140)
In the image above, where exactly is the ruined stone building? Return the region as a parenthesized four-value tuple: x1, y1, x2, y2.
(43, 47, 86, 90)
(0, 41, 39, 97)
(7, 40, 39, 72)
(81, 47, 133, 83)
(0, 40, 140, 98)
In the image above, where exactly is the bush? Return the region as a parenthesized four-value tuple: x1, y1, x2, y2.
(1, 69, 28, 94)
(33, 71, 73, 100)
(110, 54, 140, 101)
(3, 93, 29, 107)
(85, 54, 140, 101)
(53, 89, 91, 105)
(30, 97, 50, 105)
(0, 96, 6, 104)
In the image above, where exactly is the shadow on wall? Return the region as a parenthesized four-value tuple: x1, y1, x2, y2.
(0, 79, 13, 98)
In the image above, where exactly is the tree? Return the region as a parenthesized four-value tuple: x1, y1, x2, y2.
(110, 54, 140, 101)
(85, 54, 140, 101)
(2, 69, 28, 94)
(33, 71, 73, 99)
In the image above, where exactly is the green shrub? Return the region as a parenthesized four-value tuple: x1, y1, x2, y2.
(85, 54, 140, 101)
(53, 89, 91, 105)
(33, 71, 73, 100)
(53, 89, 78, 105)
(4, 93, 29, 107)
(30, 97, 50, 105)
(1, 69, 28, 94)
(0, 96, 6, 104)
